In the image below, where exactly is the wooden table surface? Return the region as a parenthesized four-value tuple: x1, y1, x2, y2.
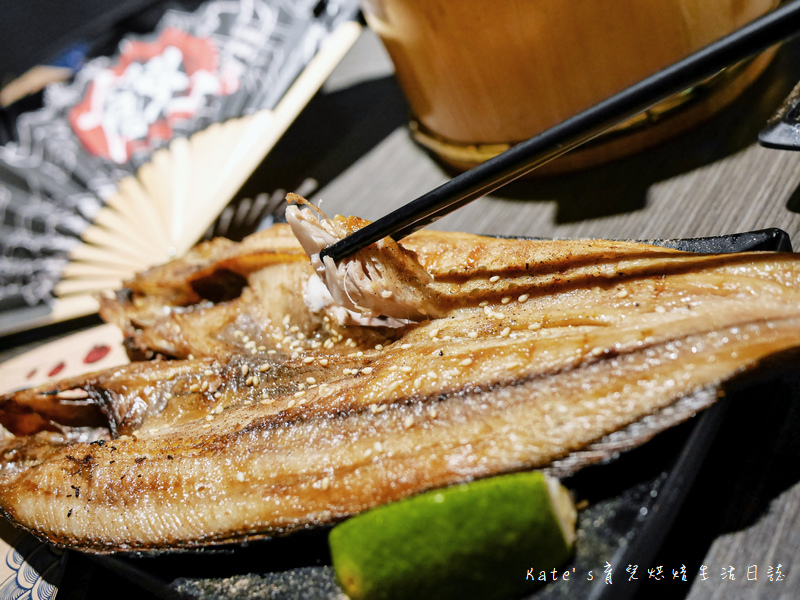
(2, 26, 800, 600)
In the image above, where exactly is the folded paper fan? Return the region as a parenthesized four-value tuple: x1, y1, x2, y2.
(0, 0, 361, 335)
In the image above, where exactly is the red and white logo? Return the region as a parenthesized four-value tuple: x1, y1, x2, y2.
(70, 28, 239, 163)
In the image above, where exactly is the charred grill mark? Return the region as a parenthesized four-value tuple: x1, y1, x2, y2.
(435, 252, 799, 308)
(431, 248, 688, 281)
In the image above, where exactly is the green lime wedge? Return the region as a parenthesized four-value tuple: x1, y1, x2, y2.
(329, 471, 576, 600)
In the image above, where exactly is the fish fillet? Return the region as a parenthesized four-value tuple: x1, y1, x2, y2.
(1, 215, 800, 553)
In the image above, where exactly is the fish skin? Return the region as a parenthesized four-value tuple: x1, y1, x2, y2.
(2, 221, 800, 552)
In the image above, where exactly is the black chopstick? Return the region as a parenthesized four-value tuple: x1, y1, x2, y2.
(319, 0, 800, 263)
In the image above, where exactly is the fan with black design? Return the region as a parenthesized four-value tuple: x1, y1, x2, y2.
(0, 0, 361, 335)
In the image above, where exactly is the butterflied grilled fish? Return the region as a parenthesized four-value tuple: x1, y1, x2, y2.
(2, 210, 800, 553)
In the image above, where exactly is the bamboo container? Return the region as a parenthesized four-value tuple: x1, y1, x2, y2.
(361, 0, 779, 172)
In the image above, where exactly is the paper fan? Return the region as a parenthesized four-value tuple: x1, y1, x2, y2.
(0, 0, 361, 336)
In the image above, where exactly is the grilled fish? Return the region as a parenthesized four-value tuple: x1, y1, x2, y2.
(2, 214, 800, 552)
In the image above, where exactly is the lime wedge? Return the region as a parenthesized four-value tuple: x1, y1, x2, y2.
(329, 471, 576, 600)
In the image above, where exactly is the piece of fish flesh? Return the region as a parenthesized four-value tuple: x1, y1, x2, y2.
(286, 198, 444, 322)
(2, 214, 800, 553)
